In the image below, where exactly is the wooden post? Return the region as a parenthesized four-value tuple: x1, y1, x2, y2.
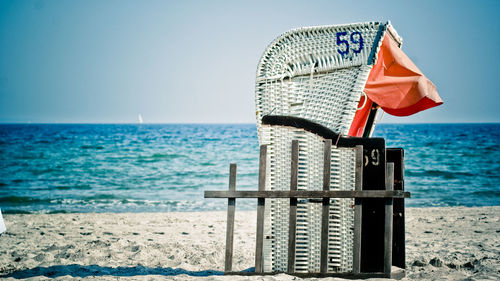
(387, 148, 406, 269)
(287, 140, 299, 273)
(384, 163, 394, 276)
(225, 164, 237, 272)
(353, 145, 363, 273)
(320, 139, 332, 273)
(255, 145, 267, 273)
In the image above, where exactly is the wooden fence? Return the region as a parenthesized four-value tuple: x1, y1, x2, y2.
(204, 140, 410, 279)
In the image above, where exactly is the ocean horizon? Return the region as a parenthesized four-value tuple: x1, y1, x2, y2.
(0, 123, 499, 214)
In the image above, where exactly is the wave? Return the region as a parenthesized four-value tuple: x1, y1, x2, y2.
(136, 153, 187, 163)
(406, 169, 473, 179)
(2, 209, 33, 214)
(81, 194, 122, 200)
(81, 145, 104, 150)
(54, 185, 91, 190)
(29, 168, 59, 176)
(17, 153, 44, 160)
(471, 190, 500, 197)
(0, 196, 53, 204)
(151, 153, 184, 159)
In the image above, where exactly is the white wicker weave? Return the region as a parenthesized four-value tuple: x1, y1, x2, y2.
(256, 22, 402, 273)
(261, 126, 356, 272)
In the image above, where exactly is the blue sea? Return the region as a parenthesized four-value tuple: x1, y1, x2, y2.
(0, 124, 498, 214)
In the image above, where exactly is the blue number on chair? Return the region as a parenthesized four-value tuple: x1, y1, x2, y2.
(336, 32, 349, 56)
(350, 31, 364, 54)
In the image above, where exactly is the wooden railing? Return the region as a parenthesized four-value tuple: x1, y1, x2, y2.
(204, 140, 410, 279)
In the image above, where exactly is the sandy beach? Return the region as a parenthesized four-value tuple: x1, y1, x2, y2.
(0, 206, 498, 280)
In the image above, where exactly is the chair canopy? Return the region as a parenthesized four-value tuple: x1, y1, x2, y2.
(255, 22, 442, 138)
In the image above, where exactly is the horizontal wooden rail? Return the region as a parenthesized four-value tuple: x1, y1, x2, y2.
(204, 190, 410, 199)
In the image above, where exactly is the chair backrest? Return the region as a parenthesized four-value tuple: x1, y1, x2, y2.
(255, 22, 402, 139)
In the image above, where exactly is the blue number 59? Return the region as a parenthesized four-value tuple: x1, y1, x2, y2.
(336, 31, 364, 56)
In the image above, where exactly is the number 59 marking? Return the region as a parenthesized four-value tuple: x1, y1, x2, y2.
(336, 31, 364, 56)
(364, 149, 380, 167)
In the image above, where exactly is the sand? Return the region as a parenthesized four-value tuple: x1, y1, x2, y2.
(0, 206, 498, 280)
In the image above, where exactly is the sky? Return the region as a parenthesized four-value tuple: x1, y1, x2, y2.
(0, 0, 499, 124)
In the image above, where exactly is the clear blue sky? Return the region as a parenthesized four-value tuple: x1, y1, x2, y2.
(0, 0, 499, 123)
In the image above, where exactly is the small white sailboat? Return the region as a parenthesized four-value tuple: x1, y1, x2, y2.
(138, 114, 143, 124)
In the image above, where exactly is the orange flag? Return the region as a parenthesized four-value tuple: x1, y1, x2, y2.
(349, 34, 443, 136)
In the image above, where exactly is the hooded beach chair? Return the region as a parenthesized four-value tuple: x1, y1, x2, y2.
(204, 21, 441, 277)
(255, 22, 442, 273)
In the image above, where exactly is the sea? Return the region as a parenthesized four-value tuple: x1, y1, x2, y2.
(0, 123, 498, 214)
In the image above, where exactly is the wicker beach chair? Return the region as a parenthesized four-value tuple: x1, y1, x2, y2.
(204, 20, 440, 276)
(255, 22, 402, 273)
